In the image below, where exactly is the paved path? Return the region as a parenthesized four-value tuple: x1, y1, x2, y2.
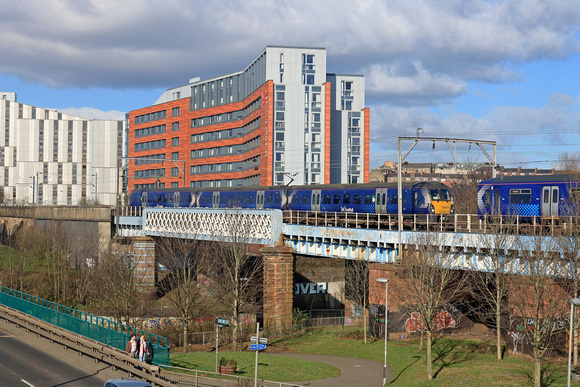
(272, 353, 385, 387)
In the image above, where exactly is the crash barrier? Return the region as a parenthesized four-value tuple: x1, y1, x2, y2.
(0, 305, 303, 387)
(0, 304, 172, 386)
(0, 286, 169, 366)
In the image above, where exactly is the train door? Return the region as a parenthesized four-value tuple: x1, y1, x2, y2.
(375, 188, 387, 214)
(491, 188, 501, 215)
(212, 192, 220, 208)
(173, 192, 180, 208)
(541, 186, 559, 217)
(256, 191, 265, 209)
(311, 190, 321, 212)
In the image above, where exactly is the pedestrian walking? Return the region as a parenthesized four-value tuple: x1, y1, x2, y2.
(126, 334, 138, 358)
(139, 335, 149, 362)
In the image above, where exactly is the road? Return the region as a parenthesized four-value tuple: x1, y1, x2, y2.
(0, 321, 129, 386)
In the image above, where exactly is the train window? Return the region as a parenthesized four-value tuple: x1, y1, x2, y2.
(353, 195, 361, 204)
(414, 191, 419, 206)
(317, 194, 320, 205)
(343, 195, 351, 204)
(163, 196, 167, 202)
(292, 195, 300, 204)
(241, 196, 247, 205)
(484, 191, 490, 207)
(364, 195, 372, 204)
(333, 195, 341, 204)
(274, 195, 281, 204)
(323, 195, 331, 204)
(441, 189, 450, 200)
(543, 190, 549, 203)
(382, 193, 386, 205)
(302, 195, 309, 204)
(249, 195, 255, 203)
(553, 190, 558, 204)
(510, 189, 531, 204)
(266, 194, 273, 204)
(430, 189, 441, 200)
(390, 196, 397, 204)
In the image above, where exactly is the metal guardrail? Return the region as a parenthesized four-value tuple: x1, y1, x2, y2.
(0, 286, 170, 366)
(0, 304, 173, 386)
(0, 304, 306, 387)
(283, 211, 575, 234)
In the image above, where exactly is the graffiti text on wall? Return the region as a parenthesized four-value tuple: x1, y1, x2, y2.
(405, 311, 458, 332)
(295, 282, 328, 295)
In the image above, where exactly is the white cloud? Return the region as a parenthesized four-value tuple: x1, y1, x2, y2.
(58, 107, 125, 121)
(369, 92, 580, 168)
(365, 61, 466, 104)
(0, 0, 577, 108)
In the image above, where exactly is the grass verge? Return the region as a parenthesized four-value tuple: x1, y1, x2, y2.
(171, 327, 570, 386)
(171, 350, 339, 381)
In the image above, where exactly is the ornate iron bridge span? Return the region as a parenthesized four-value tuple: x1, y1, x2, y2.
(116, 207, 571, 276)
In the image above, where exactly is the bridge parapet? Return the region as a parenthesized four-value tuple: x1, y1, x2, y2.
(142, 208, 283, 245)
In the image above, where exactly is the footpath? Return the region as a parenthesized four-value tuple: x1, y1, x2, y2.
(273, 353, 386, 387)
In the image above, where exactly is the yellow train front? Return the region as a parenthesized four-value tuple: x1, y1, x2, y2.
(372, 181, 454, 222)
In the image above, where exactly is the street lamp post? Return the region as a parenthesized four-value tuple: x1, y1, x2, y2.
(568, 298, 580, 387)
(376, 278, 389, 385)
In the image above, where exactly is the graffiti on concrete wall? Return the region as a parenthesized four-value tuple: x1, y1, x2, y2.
(404, 310, 459, 333)
(294, 282, 328, 295)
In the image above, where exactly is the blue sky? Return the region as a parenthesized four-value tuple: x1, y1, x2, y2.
(1, 0, 579, 169)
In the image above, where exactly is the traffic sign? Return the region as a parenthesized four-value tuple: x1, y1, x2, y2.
(250, 344, 267, 351)
(250, 336, 268, 344)
(216, 318, 229, 327)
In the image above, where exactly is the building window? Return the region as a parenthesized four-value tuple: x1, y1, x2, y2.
(172, 122, 179, 132)
(135, 124, 166, 138)
(171, 167, 179, 177)
(172, 137, 179, 147)
(172, 107, 180, 116)
(135, 110, 166, 124)
(134, 139, 166, 151)
(171, 152, 179, 160)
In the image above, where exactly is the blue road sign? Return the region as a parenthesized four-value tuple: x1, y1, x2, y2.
(250, 344, 267, 351)
(216, 318, 228, 325)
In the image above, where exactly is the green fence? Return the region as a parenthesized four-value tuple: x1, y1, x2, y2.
(0, 286, 170, 366)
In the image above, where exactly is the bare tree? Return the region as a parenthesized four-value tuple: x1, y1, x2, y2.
(554, 151, 580, 173)
(472, 222, 516, 360)
(557, 178, 580, 366)
(88, 246, 153, 326)
(207, 212, 263, 350)
(450, 165, 493, 214)
(345, 257, 369, 343)
(155, 237, 207, 353)
(395, 232, 468, 380)
(510, 230, 568, 387)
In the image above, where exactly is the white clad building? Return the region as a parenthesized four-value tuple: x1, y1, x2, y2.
(0, 92, 125, 206)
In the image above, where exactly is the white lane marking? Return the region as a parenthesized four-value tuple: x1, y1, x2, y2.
(21, 380, 35, 387)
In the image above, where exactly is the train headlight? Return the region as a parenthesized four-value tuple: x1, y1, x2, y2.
(450, 204, 455, 214)
(429, 204, 435, 213)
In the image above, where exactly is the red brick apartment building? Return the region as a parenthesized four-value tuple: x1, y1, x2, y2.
(128, 46, 369, 191)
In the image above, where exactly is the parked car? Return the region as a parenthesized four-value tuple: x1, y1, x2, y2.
(104, 378, 152, 387)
